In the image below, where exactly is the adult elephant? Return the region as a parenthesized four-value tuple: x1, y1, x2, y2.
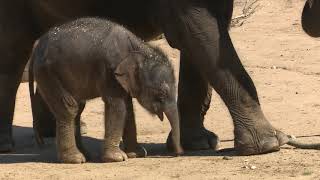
(0, 0, 289, 155)
(302, 0, 320, 37)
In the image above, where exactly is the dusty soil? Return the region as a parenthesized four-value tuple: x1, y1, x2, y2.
(1, 0, 320, 179)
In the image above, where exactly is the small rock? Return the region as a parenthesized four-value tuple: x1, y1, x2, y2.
(242, 165, 249, 169)
(242, 165, 257, 170)
(250, 165, 257, 170)
(271, 66, 277, 69)
(223, 156, 233, 160)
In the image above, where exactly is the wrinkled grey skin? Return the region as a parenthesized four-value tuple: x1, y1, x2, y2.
(29, 18, 183, 163)
(302, 0, 320, 37)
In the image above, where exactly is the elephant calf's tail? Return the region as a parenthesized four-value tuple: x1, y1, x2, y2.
(287, 135, 320, 149)
(29, 40, 45, 146)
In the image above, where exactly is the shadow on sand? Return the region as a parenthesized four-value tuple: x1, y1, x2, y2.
(0, 126, 236, 164)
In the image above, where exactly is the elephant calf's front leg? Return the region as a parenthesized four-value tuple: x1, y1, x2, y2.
(122, 98, 147, 158)
(102, 97, 128, 162)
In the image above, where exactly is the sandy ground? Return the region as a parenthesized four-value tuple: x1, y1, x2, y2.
(1, 0, 320, 179)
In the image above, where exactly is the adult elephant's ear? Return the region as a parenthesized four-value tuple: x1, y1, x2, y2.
(115, 54, 143, 98)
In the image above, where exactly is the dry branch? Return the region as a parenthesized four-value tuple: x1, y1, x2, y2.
(231, 0, 261, 27)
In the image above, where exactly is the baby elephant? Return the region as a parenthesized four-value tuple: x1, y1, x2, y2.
(29, 17, 183, 163)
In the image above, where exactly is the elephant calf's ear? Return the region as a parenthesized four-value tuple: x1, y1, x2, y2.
(115, 57, 140, 98)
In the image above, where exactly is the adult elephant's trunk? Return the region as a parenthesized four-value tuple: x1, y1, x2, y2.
(302, 0, 320, 37)
(165, 106, 184, 155)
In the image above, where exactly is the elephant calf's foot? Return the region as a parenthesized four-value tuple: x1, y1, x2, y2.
(59, 150, 86, 164)
(235, 125, 289, 155)
(0, 135, 14, 153)
(102, 147, 128, 162)
(125, 145, 147, 158)
(167, 127, 219, 151)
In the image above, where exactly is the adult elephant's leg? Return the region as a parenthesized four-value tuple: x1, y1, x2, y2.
(161, 4, 288, 155)
(210, 30, 289, 155)
(33, 90, 56, 137)
(0, 1, 36, 152)
(0, 68, 25, 152)
(177, 53, 219, 150)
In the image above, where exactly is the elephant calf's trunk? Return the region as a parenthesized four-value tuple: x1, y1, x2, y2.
(165, 107, 184, 156)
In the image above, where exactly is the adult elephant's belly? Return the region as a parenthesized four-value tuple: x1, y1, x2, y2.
(29, 0, 162, 40)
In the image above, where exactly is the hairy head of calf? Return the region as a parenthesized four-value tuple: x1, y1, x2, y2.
(115, 45, 176, 120)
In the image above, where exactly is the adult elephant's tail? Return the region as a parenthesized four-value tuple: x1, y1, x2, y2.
(302, 0, 320, 37)
(287, 135, 320, 149)
(29, 39, 45, 146)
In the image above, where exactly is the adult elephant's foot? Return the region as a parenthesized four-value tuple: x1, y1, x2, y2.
(59, 150, 86, 164)
(167, 127, 219, 151)
(234, 124, 289, 155)
(102, 147, 128, 162)
(124, 144, 147, 158)
(0, 135, 14, 153)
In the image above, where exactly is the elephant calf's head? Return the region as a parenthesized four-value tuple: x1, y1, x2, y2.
(115, 46, 183, 155)
(115, 47, 176, 118)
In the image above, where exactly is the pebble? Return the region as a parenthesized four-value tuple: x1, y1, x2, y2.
(242, 165, 257, 170)
(223, 156, 233, 160)
(250, 165, 257, 170)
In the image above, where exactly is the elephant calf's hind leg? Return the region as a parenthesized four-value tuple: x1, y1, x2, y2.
(56, 110, 86, 163)
(36, 72, 86, 163)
